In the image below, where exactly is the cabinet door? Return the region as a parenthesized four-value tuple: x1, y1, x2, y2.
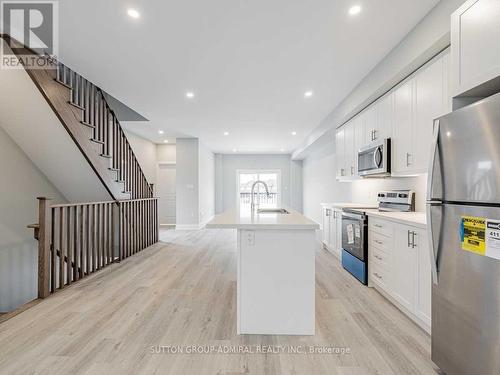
(353, 116, 365, 175)
(329, 210, 339, 256)
(335, 210, 343, 258)
(344, 121, 355, 179)
(414, 228, 431, 329)
(392, 79, 414, 174)
(451, 0, 500, 96)
(391, 224, 416, 312)
(335, 128, 345, 179)
(413, 55, 445, 172)
(322, 208, 330, 246)
(376, 92, 393, 141)
(362, 105, 378, 144)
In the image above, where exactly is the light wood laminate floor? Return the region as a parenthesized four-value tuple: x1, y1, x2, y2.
(0, 229, 440, 375)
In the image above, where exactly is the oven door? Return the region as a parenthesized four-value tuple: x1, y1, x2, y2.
(358, 138, 390, 177)
(341, 212, 367, 261)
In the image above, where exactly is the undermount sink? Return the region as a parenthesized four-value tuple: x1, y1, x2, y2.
(257, 208, 290, 214)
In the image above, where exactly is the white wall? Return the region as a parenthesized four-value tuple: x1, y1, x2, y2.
(215, 154, 302, 213)
(175, 139, 200, 227)
(199, 142, 215, 225)
(124, 130, 158, 184)
(302, 141, 351, 224)
(0, 128, 66, 312)
(157, 144, 176, 163)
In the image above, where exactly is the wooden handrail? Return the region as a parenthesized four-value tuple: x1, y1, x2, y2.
(32, 197, 159, 298)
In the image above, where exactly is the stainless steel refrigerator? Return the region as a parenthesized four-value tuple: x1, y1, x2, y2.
(427, 92, 500, 375)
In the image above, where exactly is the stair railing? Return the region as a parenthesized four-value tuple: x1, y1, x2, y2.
(55, 61, 153, 199)
(31, 197, 158, 298)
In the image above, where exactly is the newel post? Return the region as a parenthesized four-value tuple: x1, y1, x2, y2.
(37, 197, 51, 298)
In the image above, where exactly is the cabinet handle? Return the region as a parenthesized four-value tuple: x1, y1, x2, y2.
(374, 224, 382, 228)
(374, 240, 383, 245)
(407, 230, 411, 247)
(406, 153, 412, 166)
(412, 232, 417, 248)
(373, 129, 377, 141)
(351, 166, 354, 175)
(341, 168, 345, 176)
(374, 255, 383, 260)
(373, 272, 382, 279)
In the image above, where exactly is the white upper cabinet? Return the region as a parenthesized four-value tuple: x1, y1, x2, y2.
(335, 127, 345, 179)
(376, 92, 393, 142)
(451, 0, 500, 97)
(392, 51, 449, 175)
(361, 105, 377, 144)
(392, 77, 414, 175)
(335, 49, 449, 180)
(344, 120, 356, 179)
(413, 53, 446, 172)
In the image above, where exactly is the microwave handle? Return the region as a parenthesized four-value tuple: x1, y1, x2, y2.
(373, 146, 382, 168)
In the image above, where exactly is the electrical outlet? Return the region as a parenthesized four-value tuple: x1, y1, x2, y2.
(246, 231, 255, 246)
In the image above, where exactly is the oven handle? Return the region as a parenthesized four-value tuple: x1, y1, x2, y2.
(341, 212, 366, 221)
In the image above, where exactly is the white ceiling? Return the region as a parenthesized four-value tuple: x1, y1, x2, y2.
(58, 0, 439, 153)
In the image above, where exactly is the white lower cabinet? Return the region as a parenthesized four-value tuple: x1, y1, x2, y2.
(369, 218, 431, 333)
(321, 206, 342, 258)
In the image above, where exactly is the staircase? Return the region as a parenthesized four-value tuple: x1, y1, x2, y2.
(3, 35, 153, 201)
(0, 35, 159, 308)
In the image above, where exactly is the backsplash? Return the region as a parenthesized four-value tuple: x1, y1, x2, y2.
(350, 174, 428, 212)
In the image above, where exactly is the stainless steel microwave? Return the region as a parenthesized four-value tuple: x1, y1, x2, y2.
(357, 138, 391, 177)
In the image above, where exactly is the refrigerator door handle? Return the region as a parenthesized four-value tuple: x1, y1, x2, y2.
(427, 119, 441, 201)
(427, 201, 442, 285)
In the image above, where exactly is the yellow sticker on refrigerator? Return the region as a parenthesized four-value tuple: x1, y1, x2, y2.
(460, 216, 486, 255)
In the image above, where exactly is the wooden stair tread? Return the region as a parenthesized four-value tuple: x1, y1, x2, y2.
(80, 121, 95, 128)
(54, 78, 72, 90)
(68, 101, 85, 111)
(90, 138, 105, 145)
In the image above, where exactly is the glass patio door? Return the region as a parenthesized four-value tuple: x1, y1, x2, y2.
(238, 170, 280, 211)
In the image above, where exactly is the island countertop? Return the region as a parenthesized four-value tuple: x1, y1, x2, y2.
(206, 207, 319, 230)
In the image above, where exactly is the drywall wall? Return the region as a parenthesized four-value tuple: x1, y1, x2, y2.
(199, 142, 215, 225)
(293, 0, 465, 159)
(175, 139, 200, 228)
(302, 141, 351, 225)
(0, 127, 66, 312)
(215, 154, 302, 213)
(157, 144, 176, 163)
(124, 130, 158, 184)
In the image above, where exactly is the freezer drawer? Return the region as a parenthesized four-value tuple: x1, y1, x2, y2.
(430, 203, 500, 375)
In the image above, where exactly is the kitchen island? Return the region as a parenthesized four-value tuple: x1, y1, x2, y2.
(206, 207, 319, 335)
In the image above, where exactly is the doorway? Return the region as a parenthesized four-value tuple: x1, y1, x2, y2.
(237, 170, 281, 211)
(157, 163, 176, 225)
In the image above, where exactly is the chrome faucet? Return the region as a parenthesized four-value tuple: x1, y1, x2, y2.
(250, 180, 270, 212)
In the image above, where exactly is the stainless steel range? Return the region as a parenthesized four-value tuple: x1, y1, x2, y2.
(377, 190, 415, 212)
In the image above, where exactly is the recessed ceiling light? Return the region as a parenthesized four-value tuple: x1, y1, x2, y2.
(224, 131, 229, 136)
(232, 148, 237, 152)
(163, 139, 169, 143)
(280, 148, 285, 152)
(158, 130, 164, 135)
(291, 131, 297, 136)
(348, 5, 362, 16)
(304, 91, 313, 98)
(127, 9, 140, 19)
(186, 92, 195, 99)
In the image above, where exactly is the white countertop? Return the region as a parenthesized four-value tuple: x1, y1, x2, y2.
(206, 207, 319, 230)
(364, 209, 427, 228)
